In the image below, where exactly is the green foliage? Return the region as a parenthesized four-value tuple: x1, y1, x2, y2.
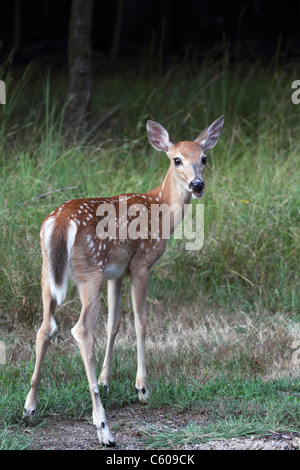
(0, 53, 299, 449)
(1, 57, 299, 320)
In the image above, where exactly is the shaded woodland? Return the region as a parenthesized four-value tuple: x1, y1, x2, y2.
(1, 0, 300, 66)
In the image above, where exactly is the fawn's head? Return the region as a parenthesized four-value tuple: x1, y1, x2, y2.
(147, 116, 224, 199)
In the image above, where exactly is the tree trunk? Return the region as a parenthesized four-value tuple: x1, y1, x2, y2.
(13, 0, 21, 52)
(65, 0, 94, 131)
(110, 0, 124, 63)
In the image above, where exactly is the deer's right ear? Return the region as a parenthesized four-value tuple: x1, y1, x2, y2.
(146, 120, 173, 152)
(194, 116, 224, 151)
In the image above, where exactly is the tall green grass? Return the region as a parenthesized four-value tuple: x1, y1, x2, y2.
(0, 56, 299, 323)
(0, 54, 299, 450)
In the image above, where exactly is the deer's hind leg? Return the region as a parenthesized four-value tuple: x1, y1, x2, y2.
(98, 277, 123, 391)
(71, 276, 115, 446)
(23, 256, 57, 421)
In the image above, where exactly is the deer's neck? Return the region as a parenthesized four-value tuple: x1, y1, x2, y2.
(148, 165, 192, 234)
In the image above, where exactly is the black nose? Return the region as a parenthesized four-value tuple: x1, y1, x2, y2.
(189, 179, 205, 192)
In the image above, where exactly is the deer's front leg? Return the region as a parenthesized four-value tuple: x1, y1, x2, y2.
(130, 268, 149, 403)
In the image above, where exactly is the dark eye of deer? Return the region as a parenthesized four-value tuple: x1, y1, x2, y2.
(201, 156, 206, 165)
(174, 158, 182, 166)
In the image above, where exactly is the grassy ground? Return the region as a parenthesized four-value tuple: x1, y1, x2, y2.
(1, 309, 299, 449)
(0, 53, 299, 449)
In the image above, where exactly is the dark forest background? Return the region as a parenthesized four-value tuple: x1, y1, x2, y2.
(0, 3, 300, 450)
(1, 0, 300, 68)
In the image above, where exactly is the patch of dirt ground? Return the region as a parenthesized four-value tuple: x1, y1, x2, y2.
(22, 405, 300, 451)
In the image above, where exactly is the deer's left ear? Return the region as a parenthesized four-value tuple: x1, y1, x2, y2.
(147, 120, 173, 152)
(195, 116, 224, 151)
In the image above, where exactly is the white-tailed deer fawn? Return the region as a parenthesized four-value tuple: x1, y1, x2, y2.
(22, 116, 224, 446)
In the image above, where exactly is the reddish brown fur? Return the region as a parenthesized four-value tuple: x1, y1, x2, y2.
(23, 116, 224, 447)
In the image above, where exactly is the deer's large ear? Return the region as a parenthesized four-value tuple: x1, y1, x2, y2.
(195, 116, 224, 151)
(147, 120, 173, 152)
